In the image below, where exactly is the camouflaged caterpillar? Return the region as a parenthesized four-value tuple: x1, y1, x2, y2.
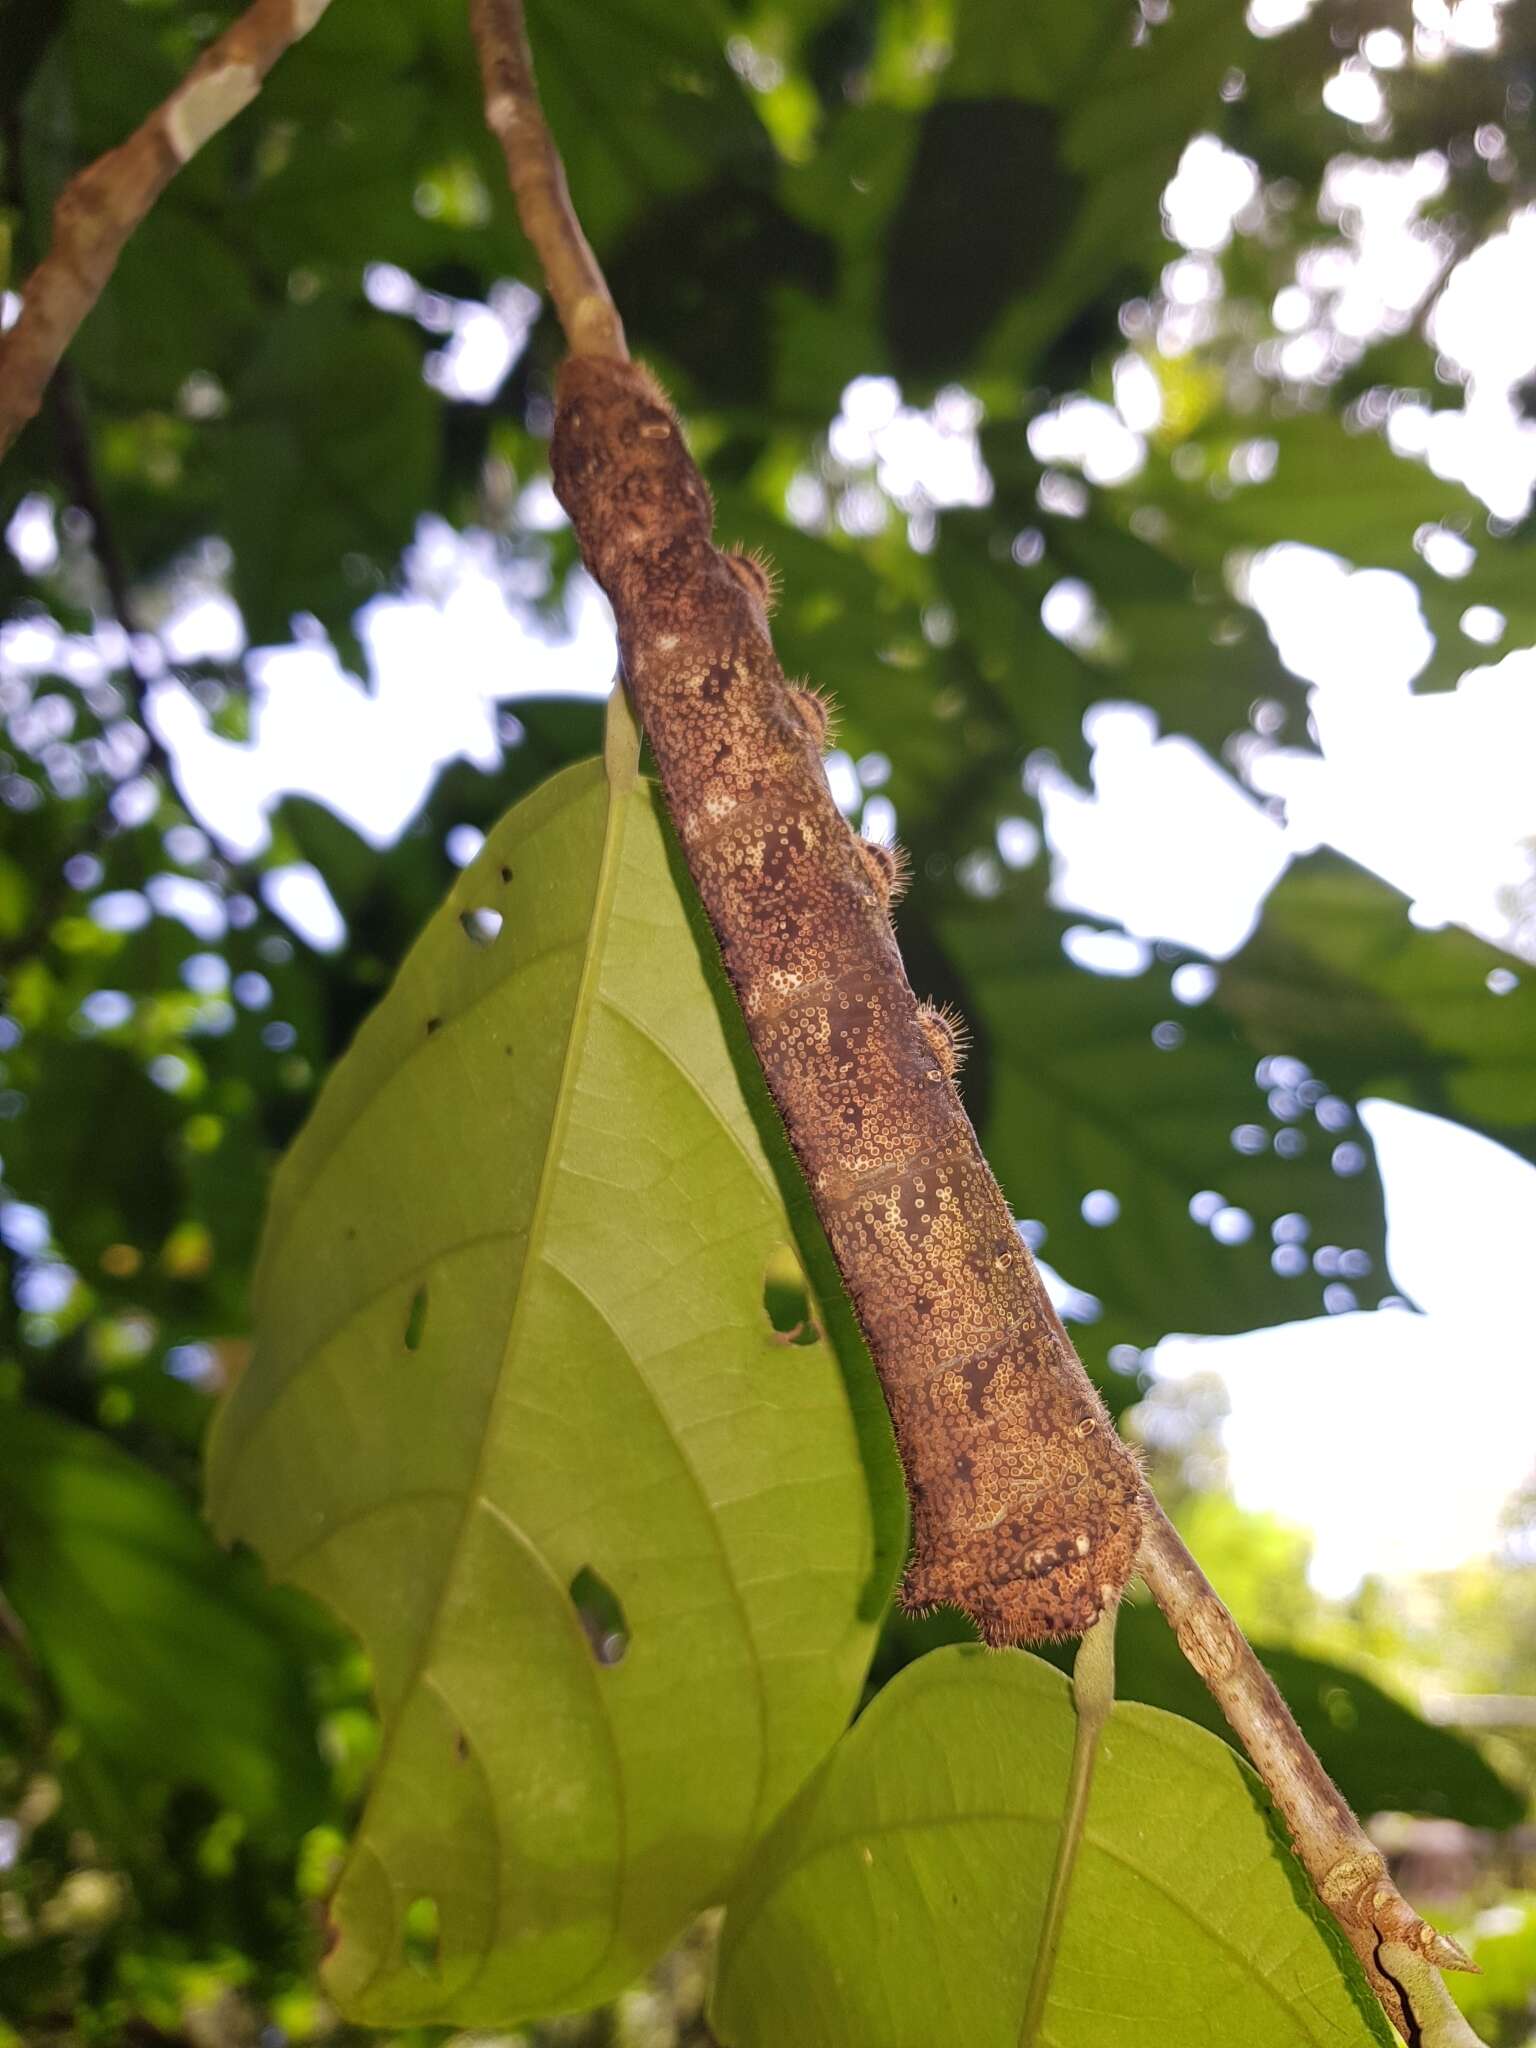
(550, 358, 1142, 1643)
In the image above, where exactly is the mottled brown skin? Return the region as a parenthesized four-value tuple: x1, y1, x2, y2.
(551, 357, 1142, 1643)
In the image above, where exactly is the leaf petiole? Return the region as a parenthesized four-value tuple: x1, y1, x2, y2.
(1017, 1601, 1119, 2048)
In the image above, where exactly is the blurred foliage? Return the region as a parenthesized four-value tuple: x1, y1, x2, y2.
(1, 0, 1534, 2039)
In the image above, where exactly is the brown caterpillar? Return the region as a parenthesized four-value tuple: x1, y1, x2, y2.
(552, 358, 1142, 1643)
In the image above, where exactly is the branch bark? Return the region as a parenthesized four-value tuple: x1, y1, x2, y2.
(468, 0, 625, 361)
(1138, 1503, 1479, 2042)
(475, 5, 1482, 2040)
(0, 0, 336, 459)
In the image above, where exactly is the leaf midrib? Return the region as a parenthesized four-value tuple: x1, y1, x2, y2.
(343, 761, 639, 2009)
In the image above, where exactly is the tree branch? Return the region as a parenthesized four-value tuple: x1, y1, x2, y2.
(0, 0, 336, 458)
(1137, 1500, 1478, 2043)
(467, 0, 626, 361)
(475, 6, 1487, 2040)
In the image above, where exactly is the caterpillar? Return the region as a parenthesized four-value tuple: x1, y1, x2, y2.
(551, 357, 1141, 1645)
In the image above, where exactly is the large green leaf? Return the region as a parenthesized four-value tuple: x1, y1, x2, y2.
(714, 1644, 1392, 2048)
(206, 703, 900, 2024)
(0, 1404, 326, 1843)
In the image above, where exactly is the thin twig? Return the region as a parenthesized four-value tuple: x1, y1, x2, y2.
(477, 7, 1486, 2041)
(1138, 1500, 1477, 2042)
(467, 0, 626, 361)
(0, 0, 336, 458)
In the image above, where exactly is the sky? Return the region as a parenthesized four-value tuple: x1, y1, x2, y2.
(4, 9, 1534, 1597)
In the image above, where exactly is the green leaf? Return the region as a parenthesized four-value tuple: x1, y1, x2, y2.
(206, 708, 900, 2024)
(0, 1404, 326, 1841)
(0, 1041, 184, 1274)
(1129, 411, 1534, 696)
(929, 869, 1391, 1342)
(882, 99, 1080, 380)
(1060, 1605, 1524, 1831)
(1223, 853, 1536, 1162)
(714, 1644, 1393, 2048)
(869, 1601, 1524, 1832)
(222, 301, 439, 647)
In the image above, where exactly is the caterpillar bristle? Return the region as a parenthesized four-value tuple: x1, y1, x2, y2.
(632, 361, 677, 416)
(724, 545, 781, 614)
(857, 836, 911, 910)
(787, 683, 838, 749)
(917, 999, 968, 1080)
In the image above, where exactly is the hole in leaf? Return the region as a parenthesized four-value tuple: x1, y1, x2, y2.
(404, 1286, 428, 1352)
(426, 1016, 443, 1036)
(1321, 1684, 1360, 1732)
(762, 1245, 821, 1346)
(403, 1895, 440, 1976)
(454, 1729, 470, 1763)
(570, 1565, 628, 1665)
(459, 908, 503, 946)
(499, 864, 513, 885)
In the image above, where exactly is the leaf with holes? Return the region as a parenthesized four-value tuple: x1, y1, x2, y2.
(205, 696, 901, 2024)
(713, 1645, 1392, 2048)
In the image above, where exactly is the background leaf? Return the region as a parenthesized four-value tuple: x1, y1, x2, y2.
(1225, 854, 1536, 1159)
(920, 866, 1390, 1347)
(0, 1404, 326, 1843)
